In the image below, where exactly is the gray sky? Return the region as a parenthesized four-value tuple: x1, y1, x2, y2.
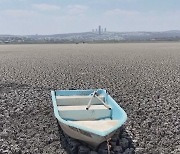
(0, 0, 180, 35)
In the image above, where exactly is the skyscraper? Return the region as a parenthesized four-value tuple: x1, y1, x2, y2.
(98, 25, 101, 35)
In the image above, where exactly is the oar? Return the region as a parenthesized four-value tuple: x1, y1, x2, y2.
(95, 95, 111, 110)
(86, 91, 111, 110)
(86, 91, 96, 110)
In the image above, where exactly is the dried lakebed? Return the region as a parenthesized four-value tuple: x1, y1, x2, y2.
(0, 43, 180, 154)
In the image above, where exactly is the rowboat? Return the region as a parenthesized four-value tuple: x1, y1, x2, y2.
(51, 89, 127, 148)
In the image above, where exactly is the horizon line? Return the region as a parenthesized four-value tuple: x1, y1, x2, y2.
(0, 29, 180, 36)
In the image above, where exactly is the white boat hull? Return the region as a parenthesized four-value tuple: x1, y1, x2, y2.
(51, 89, 127, 148)
(59, 121, 116, 147)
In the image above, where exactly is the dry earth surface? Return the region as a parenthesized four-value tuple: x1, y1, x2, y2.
(0, 43, 180, 154)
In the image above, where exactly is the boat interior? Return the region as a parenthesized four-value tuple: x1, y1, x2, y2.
(55, 92, 119, 132)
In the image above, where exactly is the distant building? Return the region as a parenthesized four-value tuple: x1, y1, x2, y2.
(98, 25, 101, 35)
(92, 26, 107, 34)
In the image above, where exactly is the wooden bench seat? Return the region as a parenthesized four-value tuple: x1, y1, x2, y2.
(58, 105, 111, 121)
(56, 95, 105, 106)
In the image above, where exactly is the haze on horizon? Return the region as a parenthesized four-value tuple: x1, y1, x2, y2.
(0, 0, 180, 35)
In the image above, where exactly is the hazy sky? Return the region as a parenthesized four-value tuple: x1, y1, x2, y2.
(0, 0, 180, 35)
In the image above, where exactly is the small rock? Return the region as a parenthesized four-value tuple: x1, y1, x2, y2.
(89, 151, 98, 154)
(113, 146, 123, 153)
(78, 145, 90, 154)
(13, 148, 22, 154)
(119, 138, 129, 150)
(123, 148, 135, 154)
(0, 131, 8, 139)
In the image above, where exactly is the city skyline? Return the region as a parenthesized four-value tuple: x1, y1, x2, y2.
(0, 0, 180, 35)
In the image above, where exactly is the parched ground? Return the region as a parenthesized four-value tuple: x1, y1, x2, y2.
(0, 43, 180, 154)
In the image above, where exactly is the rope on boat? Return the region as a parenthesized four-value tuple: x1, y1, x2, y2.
(106, 138, 112, 154)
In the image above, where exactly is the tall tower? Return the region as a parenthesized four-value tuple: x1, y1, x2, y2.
(98, 25, 101, 35)
(104, 28, 106, 32)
